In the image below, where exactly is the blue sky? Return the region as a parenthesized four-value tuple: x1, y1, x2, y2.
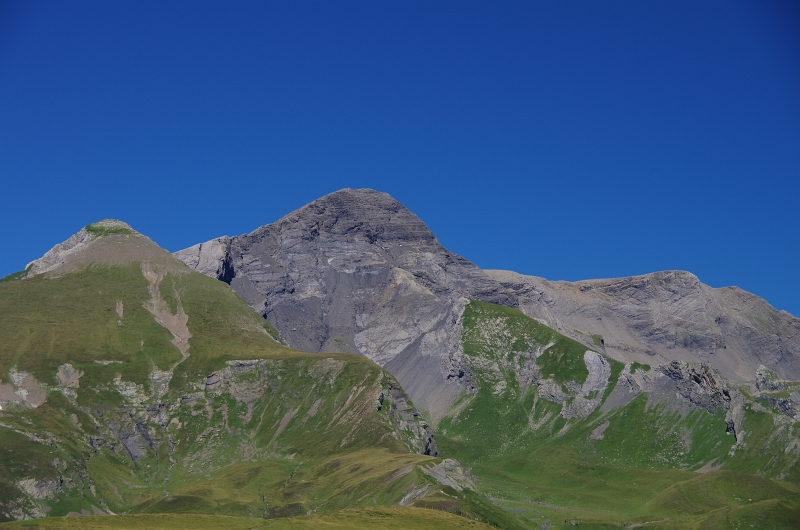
(1, 1, 799, 316)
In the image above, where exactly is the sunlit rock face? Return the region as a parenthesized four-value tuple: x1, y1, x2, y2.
(176, 188, 509, 420)
(177, 188, 800, 416)
(487, 269, 800, 382)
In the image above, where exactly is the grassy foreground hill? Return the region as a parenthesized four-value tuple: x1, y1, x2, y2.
(0, 222, 518, 528)
(0, 507, 495, 529)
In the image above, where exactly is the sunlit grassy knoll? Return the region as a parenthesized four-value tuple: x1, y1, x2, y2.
(0, 263, 295, 392)
(0, 265, 179, 386)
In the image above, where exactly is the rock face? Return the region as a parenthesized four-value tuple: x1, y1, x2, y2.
(486, 270, 800, 381)
(177, 188, 800, 415)
(176, 189, 507, 420)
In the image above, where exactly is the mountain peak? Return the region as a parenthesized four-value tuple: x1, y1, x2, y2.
(263, 188, 436, 245)
(23, 220, 183, 278)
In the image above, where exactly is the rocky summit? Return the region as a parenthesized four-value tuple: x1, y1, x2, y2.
(176, 188, 511, 422)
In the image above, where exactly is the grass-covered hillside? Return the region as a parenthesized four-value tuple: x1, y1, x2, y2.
(0, 225, 519, 528)
(0, 506, 496, 529)
(435, 300, 800, 529)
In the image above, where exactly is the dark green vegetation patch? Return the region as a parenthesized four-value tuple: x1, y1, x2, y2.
(84, 223, 134, 237)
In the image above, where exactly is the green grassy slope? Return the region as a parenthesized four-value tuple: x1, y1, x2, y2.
(0, 261, 287, 387)
(0, 229, 518, 528)
(435, 300, 800, 529)
(0, 507, 495, 529)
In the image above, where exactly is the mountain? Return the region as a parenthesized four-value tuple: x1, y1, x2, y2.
(175, 189, 511, 424)
(0, 220, 516, 528)
(176, 188, 800, 413)
(3, 193, 800, 528)
(177, 188, 800, 527)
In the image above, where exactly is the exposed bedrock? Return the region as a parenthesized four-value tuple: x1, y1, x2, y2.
(176, 188, 800, 416)
(488, 269, 800, 382)
(176, 189, 501, 420)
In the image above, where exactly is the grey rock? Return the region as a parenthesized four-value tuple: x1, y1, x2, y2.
(173, 237, 233, 281)
(755, 365, 785, 392)
(658, 360, 732, 413)
(177, 188, 800, 419)
(176, 189, 504, 422)
(488, 269, 800, 382)
(421, 459, 476, 491)
(561, 351, 611, 419)
(385, 379, 438, 456)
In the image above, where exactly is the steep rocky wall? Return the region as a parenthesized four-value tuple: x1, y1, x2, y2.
(176, 188, 800, 416)
(176, 189, 500, 419)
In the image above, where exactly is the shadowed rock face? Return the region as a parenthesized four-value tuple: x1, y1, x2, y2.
(176, 188, 800, 414)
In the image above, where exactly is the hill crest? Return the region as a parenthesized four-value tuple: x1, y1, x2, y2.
(22, 219, 188, 279)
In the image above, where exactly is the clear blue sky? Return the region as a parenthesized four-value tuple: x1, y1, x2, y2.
(2, 1, 799, 316)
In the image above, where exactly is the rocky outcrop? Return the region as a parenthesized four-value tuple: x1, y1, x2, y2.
(487, 269, 800, 382)
(658, 361, 733, 413)
(561, 351, 611, 419)
(421, 459, 476, 491)
(652, 360, 750, 443)
(55, 363, 83, 400)
(756, 365, 785, 392)
(382, 380, 438, 456)
(0, 369, 47, 409)
(173, 237, 233, 282)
